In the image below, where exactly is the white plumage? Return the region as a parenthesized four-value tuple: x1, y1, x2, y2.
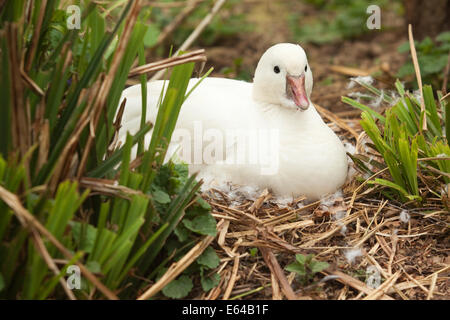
(118, 43, 348, 200)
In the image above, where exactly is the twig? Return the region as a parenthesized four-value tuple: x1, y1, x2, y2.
(387, 233, 398, 275)
(326, 270, 394, 300)
(426, 273, 438, 300)
(79, 177, 147, 198)
(223, 255, 240, 300)
(408, 24, 427, 131)
(227, 220, 314, 238)
(25, 0, 47, 72)
(129, 49, 207, 77)
(248, 188, 270, 213)
(403, 271, 431, 296)
(346, 167, 389, 217)
(424, 265, 449, 280)
(328, 65, 371, 77)
(20, 68, 44, 96)
(363, 271, 400, 300)
(259, 247, 297, 300)
(440, 92, 450, 101)
(375, 232, 428, 238)
(229, 284, 270, 300)
(270, 272, 282, 300)
(145, 0, 206, 8)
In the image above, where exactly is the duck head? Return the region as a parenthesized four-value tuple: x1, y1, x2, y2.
(252, 43, 313, 111)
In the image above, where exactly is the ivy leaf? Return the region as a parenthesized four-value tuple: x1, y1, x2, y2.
(295, 254, 307, 265)
(174, 223, 190, 242)
(153, 189, 171, 204)
(201, 272, 220, 292)
(185, 202, 210, 219)
(305, 254, 314, 264)
(162, 275, 193, 299)
(285, 262, 306, 276)
(182, 213, 217, 236)
(436, 31, 450, 43)
(197, 247, 220, 269)
(419, 55, 449, 76)
(196, 197, 211, 210)
(310, 261, 329, 273)
(417, 37, 433, 52)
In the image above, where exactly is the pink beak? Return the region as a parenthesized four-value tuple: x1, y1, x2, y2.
(286, 74, 309, 110)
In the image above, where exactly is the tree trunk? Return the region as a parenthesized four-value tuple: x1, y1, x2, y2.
(404, 0, 450, 39)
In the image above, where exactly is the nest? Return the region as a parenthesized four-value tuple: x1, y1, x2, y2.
(192, 109, 449, 300)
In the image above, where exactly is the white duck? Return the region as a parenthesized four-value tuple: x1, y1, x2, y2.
(118, 43, 348, 200)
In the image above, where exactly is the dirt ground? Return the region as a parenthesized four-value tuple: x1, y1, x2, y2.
(183, 1, 449, 300)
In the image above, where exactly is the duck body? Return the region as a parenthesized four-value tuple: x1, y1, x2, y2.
(118, 44, 348, 200)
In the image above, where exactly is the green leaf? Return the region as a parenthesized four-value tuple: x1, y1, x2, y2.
(153, 189, 171, 204)
(395, 79, 405, 97)
(419, 55, 448, 76)
(162, 275, 193, 299)
(418, 37, 433, 51)
(200, 272, 220, 292)
(182, 213, 217, 236)
(143, 24, 160, 47)
(436, 31, 450, 43)
(368, 178, 421, 201)
(305, 254, 314, 264)
(249, 247, 258, 257)
(295, 254, 307, 265)
(342, 97, 385, 123)
(197, 247, 220, 269)
(310, 261, 329, 273)
(285, 262, 306, 276)
(196, 197, 212, 210)
(53, 0, 134, 141)
(174, 223, 190, 242)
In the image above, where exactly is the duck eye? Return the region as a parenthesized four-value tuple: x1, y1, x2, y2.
(305, 65, 308, 72)
(274, 66, 280, 74)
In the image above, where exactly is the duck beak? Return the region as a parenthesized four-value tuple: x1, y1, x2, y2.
(286, 74, 309, 110)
